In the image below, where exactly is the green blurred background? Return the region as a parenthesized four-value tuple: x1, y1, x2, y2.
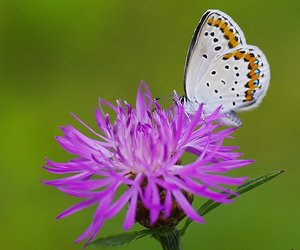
(1, 0, 299, 249)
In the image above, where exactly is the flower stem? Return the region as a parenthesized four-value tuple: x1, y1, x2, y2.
(154, 228, 183, 250)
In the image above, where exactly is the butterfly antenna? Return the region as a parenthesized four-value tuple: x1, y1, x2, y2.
(153, 94, 175, 110)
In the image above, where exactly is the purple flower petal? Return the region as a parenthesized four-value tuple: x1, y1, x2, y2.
(172, 189, 204, 224)
(123, 189, 138, 230)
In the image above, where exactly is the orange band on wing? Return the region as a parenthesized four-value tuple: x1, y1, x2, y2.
(207, 17, 240, 48)
(222, 50, 263, 102)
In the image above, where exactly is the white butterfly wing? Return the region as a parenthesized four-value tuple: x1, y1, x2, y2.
(184, 9, 247, 100)
(194, 45, 270, 114)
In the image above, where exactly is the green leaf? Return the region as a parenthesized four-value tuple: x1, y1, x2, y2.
(87, 230, 154, 248)
(180, 170, 284, 236)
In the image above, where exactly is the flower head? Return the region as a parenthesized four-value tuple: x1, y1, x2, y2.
(43, 82, 252, 243)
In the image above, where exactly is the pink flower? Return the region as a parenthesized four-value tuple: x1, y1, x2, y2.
(42, 82, 252, 243)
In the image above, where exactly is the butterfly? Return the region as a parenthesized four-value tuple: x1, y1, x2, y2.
(182, 9, 270, 126)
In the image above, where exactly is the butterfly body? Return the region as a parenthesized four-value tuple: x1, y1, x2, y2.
(183, 10, 270, 126)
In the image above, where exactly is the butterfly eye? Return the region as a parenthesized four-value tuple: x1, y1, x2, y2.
(179, 96, 186, 104)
